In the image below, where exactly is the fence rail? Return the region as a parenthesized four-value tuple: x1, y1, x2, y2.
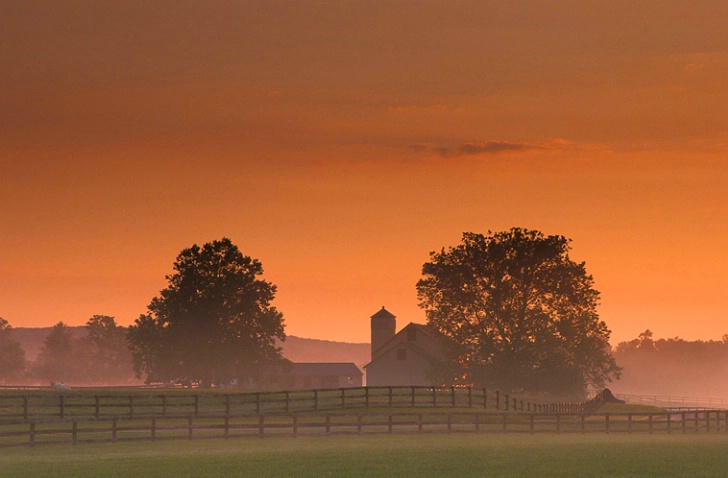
(0, 386, 552, 422)
(614, 393, 728, 409)
(1, 409, 726, 448)
(0, 386, 626, 424)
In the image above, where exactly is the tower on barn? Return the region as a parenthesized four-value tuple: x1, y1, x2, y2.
(370, 306, 396, 358)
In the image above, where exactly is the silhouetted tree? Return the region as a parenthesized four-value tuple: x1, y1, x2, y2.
(417, 228, 620, 398)
(32, 322, 77, 384)
(78, 315, 134, 384)
(128, 238, 287, 387)
(0, 318, 27, 384)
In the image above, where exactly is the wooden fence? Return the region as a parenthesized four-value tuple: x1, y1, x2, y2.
(2, 410, 727, 448)
(0, 386, 618, 423)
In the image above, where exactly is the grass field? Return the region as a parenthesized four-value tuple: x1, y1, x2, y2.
(2, 433, 727, 477)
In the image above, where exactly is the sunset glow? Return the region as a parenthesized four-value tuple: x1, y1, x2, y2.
(1, 2, 727, 345)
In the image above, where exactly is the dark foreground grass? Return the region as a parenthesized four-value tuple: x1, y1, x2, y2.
(2, 433, 728, 478)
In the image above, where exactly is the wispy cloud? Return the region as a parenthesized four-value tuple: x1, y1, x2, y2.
(408, 139, 576, 158)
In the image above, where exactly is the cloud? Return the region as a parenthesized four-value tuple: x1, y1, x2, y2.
(409, 139, 576, 158)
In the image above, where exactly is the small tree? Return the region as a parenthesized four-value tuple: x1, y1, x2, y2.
(417, 228, 620, 398)
(128, 238, 287, 387)
(79, 315, 134, 384)
(0, 318, 27, 384)
(32, 322, 77, 384)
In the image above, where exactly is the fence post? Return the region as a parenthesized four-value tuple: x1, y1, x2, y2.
(365, 387, 370, 408)
(129, 395, 134, 419)
(411, 386, 416, 407)
(681, 412, 686, 433)
(112, 418, 118, 442)
(224, 416, 229, 438)
(59, 395, 65, 419)
(716, 411, 720, 433)
(95, 395, 101, 419)
(23, 395, 29, 421)
(468, 387, 472, 407)
(504, 394, 509, 412)
(151, 417, 156, 441)
(529, 413, 534, 434)
(694, 411, 699, 432)
(256, 393, 261, 414)
(314, 390, 319, 411)
(188, 415, 193, 439)
(225, 394, 231, 417)
(604, 413, 610, 434)
(483, 388, 487, 409)
(161, 395, 166, 417)
(667, 413, 672, 434)
(341, 388, 346, 409)
(194, 395, 199, 417)
(628, 414, 632, 434)
(432, 387, 437, 407)
(649, 414, 653, 434)
(285, 391, 290, 412)
(495, 391, 500, 410)
(706, 411, 711, 433)
(388, 387, 393, 407)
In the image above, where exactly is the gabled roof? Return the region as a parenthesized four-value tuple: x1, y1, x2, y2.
(365, 322, 442, 369)
(370, 306, 396, 319)
(288, 362, 362, 377)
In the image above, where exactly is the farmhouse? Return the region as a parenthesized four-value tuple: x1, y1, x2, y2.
(364, 307, 443, 386)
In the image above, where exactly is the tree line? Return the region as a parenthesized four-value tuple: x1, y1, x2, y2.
(0, 316, 136, 386)
(4, 229, 697, 397)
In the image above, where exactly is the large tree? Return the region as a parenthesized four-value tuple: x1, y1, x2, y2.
(416, 228, 620, 398)
(127, 238, 287, 387)
(0, 318, 27, 384)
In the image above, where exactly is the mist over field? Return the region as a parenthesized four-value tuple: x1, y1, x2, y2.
(7, 326, 728, 401)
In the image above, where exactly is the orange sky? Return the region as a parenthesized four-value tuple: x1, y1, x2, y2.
(2, 1, 727, 345)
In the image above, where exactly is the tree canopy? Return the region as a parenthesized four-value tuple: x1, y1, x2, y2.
(80, 315, 134, 384)
(0, 318, 26, 384)
(32, 321, 76, 384)
(127, 238, 287, 387)
(416, 228, 620, 398)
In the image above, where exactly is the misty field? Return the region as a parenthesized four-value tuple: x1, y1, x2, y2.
(2, 433, 728, 478)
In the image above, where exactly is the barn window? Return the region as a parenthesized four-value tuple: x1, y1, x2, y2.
(397, 349, 407, 361)
(407, 327, 417, 341)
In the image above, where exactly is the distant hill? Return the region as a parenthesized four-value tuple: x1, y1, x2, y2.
(11, 326, 371, 372)
(276, 336, 370, 372)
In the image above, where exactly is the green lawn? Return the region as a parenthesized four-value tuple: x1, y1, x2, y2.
(2, 433, 728, 477)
